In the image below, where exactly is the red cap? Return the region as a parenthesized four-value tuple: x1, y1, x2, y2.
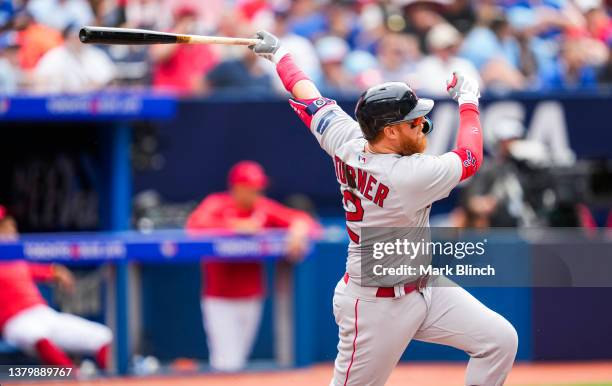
(228, 161, 268, 190)
(0, 205, 7, 221)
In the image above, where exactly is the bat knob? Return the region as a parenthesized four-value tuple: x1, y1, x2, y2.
(79, 27, 91, 43)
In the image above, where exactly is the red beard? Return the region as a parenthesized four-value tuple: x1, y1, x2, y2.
(399, 134, 427, 156)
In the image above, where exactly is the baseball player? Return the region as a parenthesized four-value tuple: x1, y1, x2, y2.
(186, 161, 319, 372)
(249, 32, 518, 385)
(0, 206, 112, 371)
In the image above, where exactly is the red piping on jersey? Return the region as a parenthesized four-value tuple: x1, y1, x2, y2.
(346, 226, 360, 244)
(451, 103, 483, 181)
(344, 298, 360, 386)
(276, 54, 310, 93)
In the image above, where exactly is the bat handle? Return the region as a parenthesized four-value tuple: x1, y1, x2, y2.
(185, 35, 262, 46)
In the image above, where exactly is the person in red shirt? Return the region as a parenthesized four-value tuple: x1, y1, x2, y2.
(151, 5, 219, 95)
(0, 206, 112, 371)
(13, 10, 63, 70)
(185, 161, 319, 371)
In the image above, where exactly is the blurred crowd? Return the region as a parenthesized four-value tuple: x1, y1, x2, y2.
(0, 0, 611, 95)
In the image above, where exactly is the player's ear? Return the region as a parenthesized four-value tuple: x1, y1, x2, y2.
(383, 124, 398, 140)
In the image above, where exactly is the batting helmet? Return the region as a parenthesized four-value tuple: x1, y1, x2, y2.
(355, 82, 434, 141)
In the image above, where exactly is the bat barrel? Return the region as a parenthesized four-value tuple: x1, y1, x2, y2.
(79, 26, 261, 46)
(79, 26, 180, 45)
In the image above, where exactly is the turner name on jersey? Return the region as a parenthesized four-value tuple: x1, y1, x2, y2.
(333, 155, 390, 208)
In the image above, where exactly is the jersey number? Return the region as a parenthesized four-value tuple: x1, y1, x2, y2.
(343, 190, 363, 243)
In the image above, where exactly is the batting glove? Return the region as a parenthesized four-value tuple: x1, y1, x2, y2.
(446, 71, 480, 106)
(249, 30, 289, 64)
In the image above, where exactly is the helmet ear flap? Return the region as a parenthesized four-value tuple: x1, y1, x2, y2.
(421, 116, 433, 135)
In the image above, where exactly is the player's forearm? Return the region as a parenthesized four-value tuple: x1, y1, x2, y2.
(186, 216, 224, 230)
(28, 263, 55, 282)
(288, 218, 310, 238)
(276, 54, 321, 99)
(452, 103, 483, 180)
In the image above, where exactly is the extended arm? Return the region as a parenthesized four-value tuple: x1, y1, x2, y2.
(248, 31, 362, 156)
(446, 72, 483, 181)
(391, 71, 482, 211)
(28, 263, 55, 282)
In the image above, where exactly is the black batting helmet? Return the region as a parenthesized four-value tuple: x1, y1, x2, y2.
(355, 82, 434, 141)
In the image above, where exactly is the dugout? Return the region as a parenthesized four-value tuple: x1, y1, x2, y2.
(0, 93, 175, 374)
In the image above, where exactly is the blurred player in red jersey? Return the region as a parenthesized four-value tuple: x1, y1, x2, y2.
(0, 206, 112, 371)
(185, 161, 319, 371)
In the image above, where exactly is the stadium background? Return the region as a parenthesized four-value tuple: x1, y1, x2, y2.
(1, 0, 612, 385)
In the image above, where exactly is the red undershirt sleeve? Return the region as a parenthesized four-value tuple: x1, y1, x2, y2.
(451, 103, 483, 181)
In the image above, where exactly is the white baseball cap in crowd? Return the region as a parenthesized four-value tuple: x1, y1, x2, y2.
(316, 36, 350, 64)
(426, 23, 461, 51)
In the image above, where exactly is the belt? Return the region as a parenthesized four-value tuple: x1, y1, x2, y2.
(343, 273, 428, 298)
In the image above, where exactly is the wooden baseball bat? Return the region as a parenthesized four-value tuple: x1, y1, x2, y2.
(79, 26, 261, 46)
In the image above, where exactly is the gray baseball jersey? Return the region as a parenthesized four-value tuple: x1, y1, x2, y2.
(307, 102, 463, 285)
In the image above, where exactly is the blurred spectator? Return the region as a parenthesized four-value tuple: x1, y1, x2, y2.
(124, 0, 167, 30)
(0, 206, 112, 370)
(0, 0, 15, 28)
(102, 43, 150, 87)
(461, 12, 527, 92)
(203, 50, 272, 94)
(325, 0, 361, 49)
(286, 0, 326, 40)
(27, 0, 94, 31)
(573, 0, 612, 43)
(401, 1, 447, 52)
(599, 47, 612, 84)
(0, 0, 609, 94)
(13, 9, 62, 70)
(93, 0, 126, 28)
(352, 3, 386, 54)
(440, 0, 476, 34)
(33, 24, 116, 93)
(186, 161, 319, 371)
(505, 8, 546, 89)
(215, 8, 254, 62)
(315, 36, 354, 94)
(263, 6, 322, 94)
(376, 32, 421, 83)
(0, 32, 26, 93)
(343, 49, 383, 90)
(151, 5, 219, 94)
(541, 37, 600, 89)
(414, 22, 481, 96)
